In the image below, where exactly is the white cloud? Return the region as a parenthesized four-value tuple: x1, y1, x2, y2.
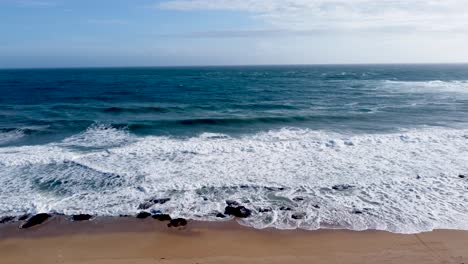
(158, 0, 468, 32)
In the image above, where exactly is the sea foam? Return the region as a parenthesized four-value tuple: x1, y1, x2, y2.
(0, 130, 25, 145)
(0, 127, 467, 233)
(382, 80, 468, 96)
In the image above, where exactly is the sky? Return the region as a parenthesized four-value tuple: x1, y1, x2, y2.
(1, 0, 468, 68)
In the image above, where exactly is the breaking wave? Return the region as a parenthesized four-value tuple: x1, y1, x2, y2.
(0, 129, 25, 145)
(382, 80, 468, 95)
(0, 126, 467, 233)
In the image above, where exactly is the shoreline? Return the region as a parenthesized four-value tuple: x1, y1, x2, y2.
(1, 216, 467, 264)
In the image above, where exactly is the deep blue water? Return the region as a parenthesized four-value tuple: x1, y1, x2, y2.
(1, 64, 468, 145)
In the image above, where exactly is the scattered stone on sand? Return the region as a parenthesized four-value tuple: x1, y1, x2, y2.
(0, 216, 15, 224)
(216, 213, 227, 218)
(72, 214, 93, 221)
(291, 213, 306, 220)
(138, 198, 171, 210)
(265, 187, 285, 191)
(258, 208, 272, 213)
(224, 202, 252, 218)
(152, 198, 171, 204)
(138, 202, 154, 210)
(226, 200, 240, 206)
(136, 212, 151, 219)
(18, 214, 30, 221)
(152, 214, 172, 221)
(332, 184, 355, 191)
(167, 218, 187, 228)
(20, 213, 51, 229)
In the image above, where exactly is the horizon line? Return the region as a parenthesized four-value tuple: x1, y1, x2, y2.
(1, 62, 468, 70)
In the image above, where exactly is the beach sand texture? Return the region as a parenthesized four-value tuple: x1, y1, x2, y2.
(0, 218, 467, 264)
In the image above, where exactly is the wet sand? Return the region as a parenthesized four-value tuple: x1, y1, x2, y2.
(0, 217, 467, 264)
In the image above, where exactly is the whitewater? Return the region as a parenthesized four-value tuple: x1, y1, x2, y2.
(0, 125, 466, 233)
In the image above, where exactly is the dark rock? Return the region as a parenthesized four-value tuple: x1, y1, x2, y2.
(313, 205, 321, 209)
(167, 218, 187, 228)
(136, 212, 151, 219)
(0, 216, 15, 224)
(152, 198, 171, 204)
(20, 213, 50, 229)
(18, 214, 30, 221)
(138, 201, 155, 210)
(459, 175, 466, 179)
(265, 187, 285, 191)
(416, 175, 421, 180)
(72, 214, 93, 221)
(51, 212, 65, 216)
(152, 214, 172, 221)
(293, 197, 304, 202)
(224, 205, 252, 218)
(226, 200, 240, 206)
(291, 213, 306, 220)
(332, 184, 355, 191)
(216, 213, 227, 218)
(279, 206, 292, 211)
(258, 208, 272, 213)
(138, 198, 171, 210)
(352, 210, 363, 214)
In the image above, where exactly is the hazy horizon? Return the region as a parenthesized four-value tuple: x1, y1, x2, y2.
(2, 0, 468, 68)
(3, 62, 468, 70)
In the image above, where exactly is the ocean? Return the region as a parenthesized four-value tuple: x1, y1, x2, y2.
(0, 64, 467, 233)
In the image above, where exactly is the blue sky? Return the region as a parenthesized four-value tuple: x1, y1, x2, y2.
(1, 0, 468, 68)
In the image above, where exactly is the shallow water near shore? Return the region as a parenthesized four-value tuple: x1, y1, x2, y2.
(0, 64, 467, 234)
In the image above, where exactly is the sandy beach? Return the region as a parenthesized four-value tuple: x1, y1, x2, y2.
(0, 217, 467, 264)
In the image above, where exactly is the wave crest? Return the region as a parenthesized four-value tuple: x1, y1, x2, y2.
(0, 129, 25, 145)
(60, 124, 135, 148)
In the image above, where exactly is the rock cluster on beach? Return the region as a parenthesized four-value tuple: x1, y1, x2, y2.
(168, 218, 187, 228)
(72, 214, 93, 221)
(152, 214, 172, 221)
(5, 173, 464, 230)
(138, 197, 171, 210)
(0, 216, 15, 224)
(224, 200, 252, 218)
(20, 213, 51, 229)
(136, 212, 151, 219)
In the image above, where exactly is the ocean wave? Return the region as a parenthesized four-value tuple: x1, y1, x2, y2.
(102, 106, 170, 114)
(60, 124, 136, 148)
(0, 126, 467, 233)
(0, 129, 25, 145)
(172, 115, 353, 126)
(382, 80, 468, 95)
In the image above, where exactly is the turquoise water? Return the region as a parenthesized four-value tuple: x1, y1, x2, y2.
(0, 65, 467, 233)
